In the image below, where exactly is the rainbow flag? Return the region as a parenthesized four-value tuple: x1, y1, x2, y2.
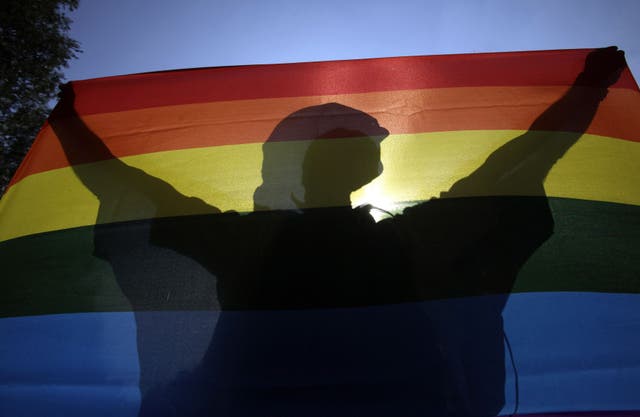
(1, 48, 639, 417)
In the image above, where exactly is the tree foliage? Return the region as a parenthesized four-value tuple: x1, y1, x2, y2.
(0, 0, 80, 195)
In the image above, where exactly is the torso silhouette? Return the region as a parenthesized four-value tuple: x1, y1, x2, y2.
(90, 189, 552, 417)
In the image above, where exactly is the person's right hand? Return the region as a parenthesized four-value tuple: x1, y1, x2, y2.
(50, 83, 76, 119)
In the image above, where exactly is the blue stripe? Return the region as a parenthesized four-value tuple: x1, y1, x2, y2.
(1, 293, 639, 416)
(0, 312, 140, 417)
(502, 292, 640, 415)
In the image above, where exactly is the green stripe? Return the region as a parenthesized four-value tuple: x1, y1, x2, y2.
(1, 197, 638, 318)
(514, 197, 640, 293)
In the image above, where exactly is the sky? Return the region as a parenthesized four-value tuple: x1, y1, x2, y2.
(65, 0, 640, 82)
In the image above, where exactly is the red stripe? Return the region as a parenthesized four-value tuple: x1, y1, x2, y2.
(71, 49, 638, 116)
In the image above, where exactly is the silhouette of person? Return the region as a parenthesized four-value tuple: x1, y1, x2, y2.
(50, 47, 625, 417)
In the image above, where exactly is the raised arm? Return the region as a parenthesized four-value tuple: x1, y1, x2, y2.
(446, 47, 626, 197)
(49, 84, 218, 220)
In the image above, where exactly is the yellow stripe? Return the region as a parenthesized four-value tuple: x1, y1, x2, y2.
(1, 130, 638, 243)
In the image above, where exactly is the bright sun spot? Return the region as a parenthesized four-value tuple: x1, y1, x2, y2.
(351, 179, 401, 222)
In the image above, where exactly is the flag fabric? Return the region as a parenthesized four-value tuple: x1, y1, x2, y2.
(1, 48, 639, 416)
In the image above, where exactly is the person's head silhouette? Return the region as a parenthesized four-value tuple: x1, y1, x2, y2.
(253, 103, 389, 211)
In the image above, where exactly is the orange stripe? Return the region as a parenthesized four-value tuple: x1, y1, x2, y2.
(10, 86, 640, 187)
